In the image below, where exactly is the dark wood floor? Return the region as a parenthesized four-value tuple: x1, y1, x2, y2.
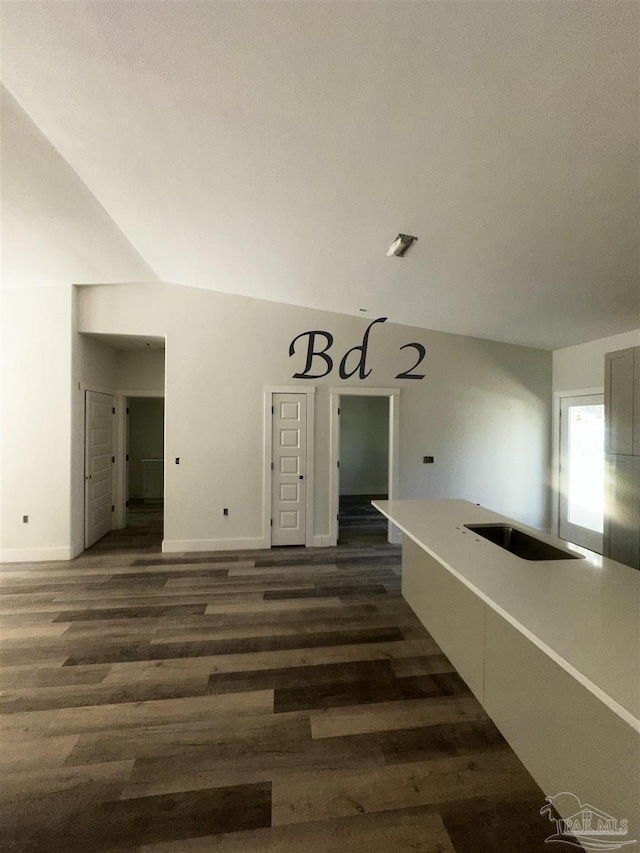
(0, 499, 578, 852)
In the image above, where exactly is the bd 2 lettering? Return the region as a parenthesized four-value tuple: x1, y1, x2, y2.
(289, 317, 426, 380)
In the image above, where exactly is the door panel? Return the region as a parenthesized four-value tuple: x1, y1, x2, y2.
(85, 391, 114, 548)
(280, 457, 299, 475)
(280, 483, 299, 501)
(272, 393, 306, 546)
(559, 394, 604, 553)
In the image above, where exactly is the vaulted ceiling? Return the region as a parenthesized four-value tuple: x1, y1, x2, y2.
(1, 0, 638, 349)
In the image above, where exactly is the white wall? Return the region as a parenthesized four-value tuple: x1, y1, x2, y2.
(79, 336, 118, 390)
(1, 86, 158, 288)
(339, 396, 389, 495)
(398, 338, 553, 525)
(0, 285, 74, 561)
(118, 350, 165, 395)
(0, 88, 158, 561)
(76, 282, 552, 553)
(553, 329, 640, 393)
(1, 280, 551, 560)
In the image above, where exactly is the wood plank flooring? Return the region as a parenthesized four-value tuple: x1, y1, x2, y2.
(0, 503, 581, 851)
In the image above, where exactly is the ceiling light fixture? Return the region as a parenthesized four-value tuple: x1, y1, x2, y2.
(387, 233, 418, 258)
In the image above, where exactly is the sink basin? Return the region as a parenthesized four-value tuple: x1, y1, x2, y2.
(464, 524, 583, 561)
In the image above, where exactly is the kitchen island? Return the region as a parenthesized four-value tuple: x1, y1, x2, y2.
(373, 499, 640, 839)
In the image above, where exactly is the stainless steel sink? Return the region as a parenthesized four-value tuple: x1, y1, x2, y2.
(464, 524, 583, 561)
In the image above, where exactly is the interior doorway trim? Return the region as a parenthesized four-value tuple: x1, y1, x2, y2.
(329, 387, 401, 546)
(263, 386, 316, 548)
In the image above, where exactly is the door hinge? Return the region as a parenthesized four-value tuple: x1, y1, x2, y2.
(111, 505, 115, 512)
(126, 500, 129, 508)
(337, 460, 340, 468)
(112, 407, 116, 414)
(271, 462, 274, 470)
(126, 407, 130, 415)
(271, 406, 274, 414)
(270, 519, 273, 527)
(111, 456, 115, 463)
(126, 454, 129, 462)
(338, 407, 341, 415)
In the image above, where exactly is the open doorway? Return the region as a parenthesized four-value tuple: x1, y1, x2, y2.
(338, 395, 389, 545)
(329, 387, 401, 546)
(125, 396, 165, 546)
(79, 333, 166, 555)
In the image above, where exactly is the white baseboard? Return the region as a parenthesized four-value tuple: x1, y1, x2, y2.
(162, 537, 269, 553)
(0, 546, 75, 564)
(312, 534, 336, 547)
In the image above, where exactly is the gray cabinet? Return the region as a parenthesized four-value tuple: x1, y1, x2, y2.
(604, 454, 640, 569)
(605, 348, 635, 455)
(635, 347, 640, 456)
(604, 346, 640, 569)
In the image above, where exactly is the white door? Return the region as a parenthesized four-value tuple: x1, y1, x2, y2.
(559, 393, 605, 553)
(85, 391, 115, 548)
(272, 393, 307, 546)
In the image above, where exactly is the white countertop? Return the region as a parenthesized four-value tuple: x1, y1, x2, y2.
(373, 499, 640, 730)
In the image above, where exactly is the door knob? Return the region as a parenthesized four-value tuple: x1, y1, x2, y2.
(299, 475, 304, 480)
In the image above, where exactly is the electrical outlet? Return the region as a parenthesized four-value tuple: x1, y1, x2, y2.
(423, 456, 434, 464)
(223, 508, 229, 516)
(23, 515, 29, 523)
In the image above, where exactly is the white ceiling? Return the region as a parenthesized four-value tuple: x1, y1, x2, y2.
(2, 0, 638, 349)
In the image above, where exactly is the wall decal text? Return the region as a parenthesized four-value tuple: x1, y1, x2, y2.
(289, 317, 426, 380)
